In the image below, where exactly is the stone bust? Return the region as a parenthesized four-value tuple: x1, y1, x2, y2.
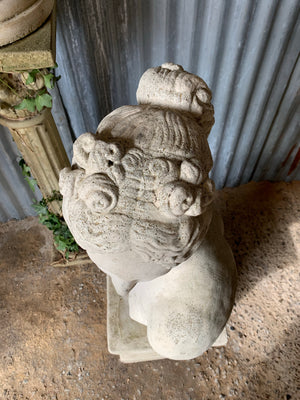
(59, 63, 237, 360)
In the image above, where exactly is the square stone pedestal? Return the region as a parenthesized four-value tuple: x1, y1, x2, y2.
(0, 9, 56, 71)
(107, 277, 228, 363)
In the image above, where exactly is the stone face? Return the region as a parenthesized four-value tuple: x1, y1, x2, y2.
(60, 63, 237, 361)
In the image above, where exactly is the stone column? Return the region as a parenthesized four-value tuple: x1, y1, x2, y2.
(0, 4, 70, 215)
(0, 109, 69, 215)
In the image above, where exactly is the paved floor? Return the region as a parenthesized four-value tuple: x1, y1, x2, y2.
(0, 181, 299, 400)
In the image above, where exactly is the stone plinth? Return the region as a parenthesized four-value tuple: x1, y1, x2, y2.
(0, 5, 56, 71)
(107, 276, 163, 363)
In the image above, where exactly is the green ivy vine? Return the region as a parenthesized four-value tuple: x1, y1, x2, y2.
(0, 64, 60, 113)
(32, 192, 79, 259)
(18, 158, 79, 259)
(15, 64, 61, 112)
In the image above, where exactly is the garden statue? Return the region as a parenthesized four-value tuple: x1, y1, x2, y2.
(59, 63, 237, 361)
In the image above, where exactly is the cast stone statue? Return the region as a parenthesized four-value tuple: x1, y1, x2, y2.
(59, 63, 237, 360)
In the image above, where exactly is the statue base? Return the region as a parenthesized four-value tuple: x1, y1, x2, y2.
(107, 276, 228, 363)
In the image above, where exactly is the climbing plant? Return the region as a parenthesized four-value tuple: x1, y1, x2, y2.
(18, 157, 37, 192)
(18, 158, 80, 259)
(0, 64, 60, 113)
(15, 64, 61, 112)
(32, 192, 79, 259)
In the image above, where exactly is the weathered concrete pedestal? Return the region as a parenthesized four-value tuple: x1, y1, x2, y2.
(0, 2, 56, 70)
(107, 276, 164, 363)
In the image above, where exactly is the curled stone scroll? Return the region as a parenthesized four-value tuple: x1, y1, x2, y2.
(59, 63, 237, 361)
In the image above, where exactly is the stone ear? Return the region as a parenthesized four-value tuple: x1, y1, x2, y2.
(72, 133, 96, 169)
(77, 173, 118, 214)
(59, 168, 84, 197)
(180, 160, 202, 185)
(184, 191, 202, 216)
(59, 167, 72, 196)
(156, 182, 196, 217)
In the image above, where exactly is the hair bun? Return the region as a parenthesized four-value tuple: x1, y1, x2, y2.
(136, 63, 214, 135)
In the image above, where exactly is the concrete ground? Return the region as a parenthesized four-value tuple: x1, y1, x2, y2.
(0, 181, 299, 400)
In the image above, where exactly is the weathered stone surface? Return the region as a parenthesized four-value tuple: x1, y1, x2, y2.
(128, 212, 235, 360)
(0, 0, 54, 47)
(0, 6, 56, 71)
(107, 272, 228, 363)
(60, 64, 237, 361)
(0, 0, 37, 22)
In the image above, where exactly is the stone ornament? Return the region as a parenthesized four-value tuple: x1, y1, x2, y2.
(0, 0, 54, 47)
(60, 63, 237, 361)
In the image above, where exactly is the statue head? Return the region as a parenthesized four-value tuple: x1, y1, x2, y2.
(59, 64, 215, 282)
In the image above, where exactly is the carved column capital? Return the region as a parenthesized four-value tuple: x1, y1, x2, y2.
(0, 70, 46, 123)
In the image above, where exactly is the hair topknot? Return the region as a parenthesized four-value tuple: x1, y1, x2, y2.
(136, 63, 214, 135)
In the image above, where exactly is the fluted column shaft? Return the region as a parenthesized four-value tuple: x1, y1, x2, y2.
(0, 110, 70, 214)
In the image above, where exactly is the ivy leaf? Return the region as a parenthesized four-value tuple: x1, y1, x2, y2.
(25, 177, 37, 192)
(18, 158, 37, 192)
(26, 75, 34, 85)
(25, 69, 39, 85)
(31, 190, 80, 259)
(32, 202, 48, 215)
(19, 159, 30, 177)
(55, 238, 68, 252)
(43, 73, 54, 89)
(22, 165, 31, 177)
(35, 93, 52, 111)
(15, 98, 36, 112)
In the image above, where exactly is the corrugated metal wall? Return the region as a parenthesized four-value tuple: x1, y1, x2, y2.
(0, 0, 299, 221)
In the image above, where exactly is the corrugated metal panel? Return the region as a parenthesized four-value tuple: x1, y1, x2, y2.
(55, 0, 300, 187)
(0, 0, 299, 221)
